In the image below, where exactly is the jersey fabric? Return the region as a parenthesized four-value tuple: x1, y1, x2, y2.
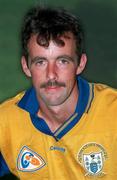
(0, 76, 117, 180)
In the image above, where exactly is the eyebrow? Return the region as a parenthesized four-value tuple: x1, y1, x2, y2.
(56, 55, 75, 62)
(30, 56, 47, 65)
(29, 54, 76, 65)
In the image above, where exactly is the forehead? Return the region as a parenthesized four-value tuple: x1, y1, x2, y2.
(27, 33, 77, 57)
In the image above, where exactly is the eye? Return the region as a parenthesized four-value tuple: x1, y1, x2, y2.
(57, 59, 70, 65)
(35, 59, 47, 66)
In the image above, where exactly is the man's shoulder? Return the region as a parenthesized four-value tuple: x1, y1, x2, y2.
(0, 91, 25, 113)
(92, 82, 117, 110)
(93, 82, 117, 97)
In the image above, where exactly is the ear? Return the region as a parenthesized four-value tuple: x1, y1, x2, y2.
(76, 54, 87, 75)
(21, 56, 31, 77)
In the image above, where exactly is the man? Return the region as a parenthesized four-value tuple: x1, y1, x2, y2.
(0, 6, 117, 180)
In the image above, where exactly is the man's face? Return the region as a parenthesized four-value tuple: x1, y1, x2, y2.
(22, 33, 86, 106)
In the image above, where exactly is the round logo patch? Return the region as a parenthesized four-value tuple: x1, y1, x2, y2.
(78, 142, 107, 177)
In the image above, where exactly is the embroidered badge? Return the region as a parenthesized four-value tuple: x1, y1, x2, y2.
(78, 142, 107, 177)
(17, 146, 46, 172)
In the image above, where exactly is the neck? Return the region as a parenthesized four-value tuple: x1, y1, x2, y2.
(37, 83, 79, 132)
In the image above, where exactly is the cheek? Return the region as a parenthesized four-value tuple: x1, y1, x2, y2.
(30, 70, 44, 85)
(61, 68, 77, 81)
(65, 70, 77, 86)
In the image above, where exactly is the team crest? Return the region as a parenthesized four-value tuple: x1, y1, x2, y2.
(78, 142, 107, 177)
(17, 146, 46, 172)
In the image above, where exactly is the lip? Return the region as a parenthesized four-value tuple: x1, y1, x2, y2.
(45, 86, 61, 91)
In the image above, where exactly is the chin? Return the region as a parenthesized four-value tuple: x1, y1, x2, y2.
(44, 98, 67, 107)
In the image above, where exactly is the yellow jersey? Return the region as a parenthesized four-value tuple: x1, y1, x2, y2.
(0, 77, 117, 180)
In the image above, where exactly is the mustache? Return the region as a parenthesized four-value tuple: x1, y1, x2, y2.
(40, 80, 66, 88)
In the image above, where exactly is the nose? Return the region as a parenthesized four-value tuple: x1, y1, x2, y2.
(46, 62, 58, 81)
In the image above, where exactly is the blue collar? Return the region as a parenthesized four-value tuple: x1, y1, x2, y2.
(18, 87, 39, 115)
(18, 76, 93, 139)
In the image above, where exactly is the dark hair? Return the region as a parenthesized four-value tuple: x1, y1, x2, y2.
(21, 6, 85, 63)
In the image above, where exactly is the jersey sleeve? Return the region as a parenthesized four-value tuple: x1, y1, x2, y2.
(0, 116, 10, 176)
(0, 153, 10, 176)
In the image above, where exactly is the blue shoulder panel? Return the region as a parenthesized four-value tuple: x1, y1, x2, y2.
(0, 153, 10, 176)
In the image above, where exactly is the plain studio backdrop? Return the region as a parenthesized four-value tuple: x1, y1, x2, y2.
(0, 0, 117, 179)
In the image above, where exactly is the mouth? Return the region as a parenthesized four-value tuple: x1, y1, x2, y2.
(45, 86, 62, 90)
